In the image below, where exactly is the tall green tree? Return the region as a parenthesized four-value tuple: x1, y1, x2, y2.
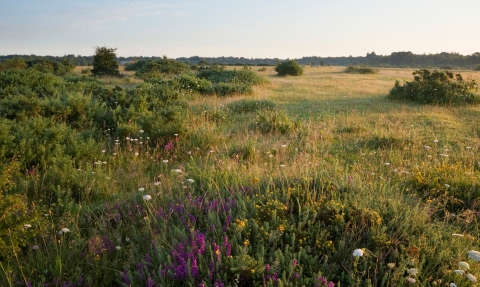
(91, 46, 120, 77)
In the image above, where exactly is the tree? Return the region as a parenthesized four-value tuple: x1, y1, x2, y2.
(275, 60, 303, 76)
(91, 46, 120, 77)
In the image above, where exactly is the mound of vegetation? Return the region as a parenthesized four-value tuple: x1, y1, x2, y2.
(135, 56, 190, 79)
(475, 64, 480, 71)
(124, 60, 148, 71)
(275, 60, 303, 76)
(387, 69, 479, 105)
(344, 65, 378, 74)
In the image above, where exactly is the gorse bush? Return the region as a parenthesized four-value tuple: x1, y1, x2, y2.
(388, 69, 479, 105)
(134, 56, 190, 79)
(344, 65, 378, 74)
(275, 60, 303, 76)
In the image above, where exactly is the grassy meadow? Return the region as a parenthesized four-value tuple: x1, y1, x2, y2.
(2, 64, 480, 286)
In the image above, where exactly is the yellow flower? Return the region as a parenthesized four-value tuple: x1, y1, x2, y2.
(243, 240, 250, 246)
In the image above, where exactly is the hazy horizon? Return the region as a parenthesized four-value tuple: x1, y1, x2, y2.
(1, 1, 479, 58)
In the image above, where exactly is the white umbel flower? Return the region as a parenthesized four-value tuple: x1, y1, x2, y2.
(353, 249, 364, 257)
(468, 250, 480, 262)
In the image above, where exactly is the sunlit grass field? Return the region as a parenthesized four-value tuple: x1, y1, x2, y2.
(3, 65, 480, 286)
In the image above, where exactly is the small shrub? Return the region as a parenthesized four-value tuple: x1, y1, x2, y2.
(387, 69, 479, 105)
(344, 65, 378, 74)
(475, 64, 480, 71)
(253, 110, 296, 134)
(275, 60, 303, 76)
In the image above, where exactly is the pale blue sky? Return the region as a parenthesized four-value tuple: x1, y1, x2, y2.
(1, 0, 479, 58)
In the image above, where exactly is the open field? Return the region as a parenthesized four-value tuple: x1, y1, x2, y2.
(2, 66, 480, 286)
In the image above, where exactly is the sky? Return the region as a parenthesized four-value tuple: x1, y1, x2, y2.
(1, 0, 479, 58)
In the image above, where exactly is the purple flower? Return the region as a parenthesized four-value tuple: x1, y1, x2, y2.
(147, 277, 155, 287)
(292, 259, 298, 267)
(191, 258, 199, 277)
(265, 264, 271, 272)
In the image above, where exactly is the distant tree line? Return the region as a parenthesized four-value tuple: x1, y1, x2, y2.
(1, 51, 480, 69)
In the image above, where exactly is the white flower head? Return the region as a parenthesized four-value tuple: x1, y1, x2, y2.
(458, 261, 470, 270)
(162, 160, 169, 163)
(173, 169, 182, 173)
(449, 283, 456, 287)
(407, 268, 418, 276)
(23, 224, 32, 229)
(453, 270, 465, 275)
(139, 130, 144, 133)
(186, 179, 195, 183)
(433, 139, 438, 143)
(407, 277, 416, 284)
(115, 246, 122, 251)
(138, 187, 145, 192)
(143, 195, 152, 201)
(467, 273, 476, 282)
(424, 145, 431, 150)
(353, 249, 364, 257)
(32, 245, 39, 250)
(468, 250, 480, 262)
(153, 181, 161, 186)
(61, 227, 70, 233)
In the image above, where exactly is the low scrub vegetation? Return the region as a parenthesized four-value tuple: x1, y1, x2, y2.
(388, 69, 479, 105)
(344, 65, 378, 74)
(2, 64, 480, 286)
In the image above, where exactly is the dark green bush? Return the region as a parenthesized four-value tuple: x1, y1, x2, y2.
(178, 75, 213, 94)
(195, 66, 266, 96)
(124, 60, 148, 71)
(275, 60, 303, 76)
(135, 57, 190, 79)
(387, 69, 479, 105)
(475, 65, 480, 71)
(344, 65, 378, 74)
(198, 66, 265, 85)
(91, 46, 120, 77)
(0, 58, 28, 71)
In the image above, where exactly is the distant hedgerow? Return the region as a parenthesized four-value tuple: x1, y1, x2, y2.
(387, 69, 479, 105)
(344, 66, 378, 74)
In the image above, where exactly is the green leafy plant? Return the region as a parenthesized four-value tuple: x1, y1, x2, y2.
(275, 60, 303, 76)
(387, 69, 479, 104)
